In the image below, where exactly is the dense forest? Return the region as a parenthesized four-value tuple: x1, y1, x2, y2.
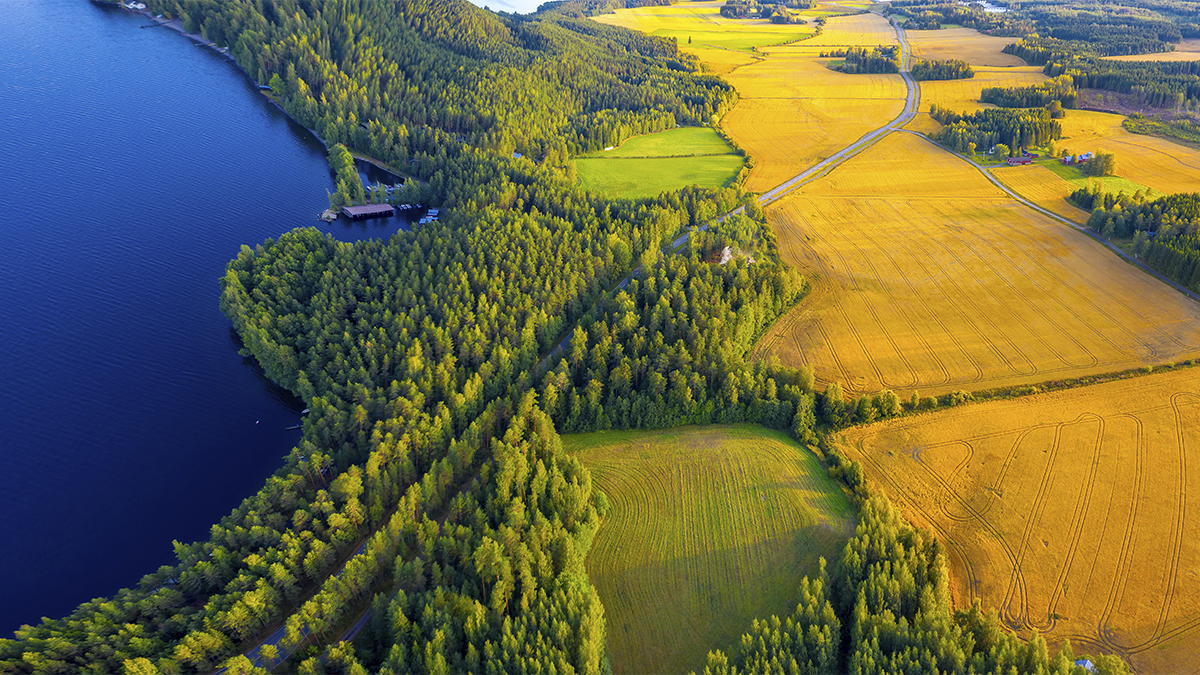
(883, 0, 1032, 35)
(823, 46, 900, 75)
(0, 0, 1143, 671)
(720, 0, 811, 23)
(931, 104, 1062, 155)
(980, 73, 1077, 109)
(911, 58, 973, 82)
(1078, 191, 1200, 291)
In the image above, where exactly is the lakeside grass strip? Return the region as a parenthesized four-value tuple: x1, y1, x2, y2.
(567, 424, 854, 675)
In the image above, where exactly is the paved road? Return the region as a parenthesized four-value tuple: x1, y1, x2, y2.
(760, 14, 918, 206)
(537, 12, 918, 373)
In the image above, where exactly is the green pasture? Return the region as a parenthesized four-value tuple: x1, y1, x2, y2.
(583, 126, 738, 158)
(567, 425, 854, 674)
(1041, 159, 1164, 198)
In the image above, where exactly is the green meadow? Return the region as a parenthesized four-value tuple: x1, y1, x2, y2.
(566, 425, 854, 674)
(576, 126, 744, 199)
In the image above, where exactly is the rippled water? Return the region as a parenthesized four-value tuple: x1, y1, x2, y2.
(0, 0, 402, 631)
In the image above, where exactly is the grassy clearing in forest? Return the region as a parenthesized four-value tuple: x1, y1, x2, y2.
(575, 158, 743, 200)
(834, 366, 1200, 675)
(582, 126, 738, 159)
(754, 132, 1200, 397)
(567, 425, 854, 675)
(576, 127, 743, 198)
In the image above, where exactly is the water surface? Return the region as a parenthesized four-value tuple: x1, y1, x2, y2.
(0, 0, 401, 631)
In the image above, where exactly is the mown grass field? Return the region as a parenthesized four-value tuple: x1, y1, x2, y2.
(1057, 110, 1200, 194)
(907, 26, 1029, 66)
(567, 425, 854, 675)
(575, 127, 742, 198)
(591, 0, 815, 52)
(582, 126, 736, 158)
(754, 132, 1200, 397)
(833, 366, 1200, 675)
(576, 155, 744, 198)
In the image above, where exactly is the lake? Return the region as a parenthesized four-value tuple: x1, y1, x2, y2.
(0, 0, 405, 632)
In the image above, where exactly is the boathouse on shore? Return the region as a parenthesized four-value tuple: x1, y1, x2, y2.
(341, 203, 395, 220)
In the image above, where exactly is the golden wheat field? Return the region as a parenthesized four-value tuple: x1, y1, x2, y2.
(1057, 110, 1200, 194)
(990, 164, 1091, 225)
(591, 0, 815, 52)
(802, 11, 898, 46)
(834, 367, 1200, 674)
(905, 66, 1047, 134)
(1103, 38, 1200, 61)
(566, 425, 854, 675)
(907, 26, 1029, 66)
(722, 47, 906, 190)
(755, 132, 1200, 397)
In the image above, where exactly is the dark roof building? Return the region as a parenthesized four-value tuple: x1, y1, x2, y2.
(341, 203, 395, 220)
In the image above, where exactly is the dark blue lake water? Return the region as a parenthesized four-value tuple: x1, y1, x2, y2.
(0, 0, 408, 632)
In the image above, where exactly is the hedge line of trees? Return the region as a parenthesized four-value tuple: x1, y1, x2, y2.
(1082, 192, 1200, 290)
(911, 58, 974, 81)
(824, 46, 900, 74)
(981, 73, 1077, 109)
(931, 104, 1062, 154)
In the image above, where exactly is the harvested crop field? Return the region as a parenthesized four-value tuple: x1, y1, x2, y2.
(905, 65, 1046, 134)
(755, 132, 1200, 397)
(1058, 111, 1200, 194)
(567, 425, 854, 675)
(833, 366, 1200, 674)
(990, 164, 1091, 225)
(907, 26, 1029, 66)
(802, 12, 898, 46)
(1103, 38, 1200, 61)
(591, 0, 814, 52)
(722, 44, 905, 190)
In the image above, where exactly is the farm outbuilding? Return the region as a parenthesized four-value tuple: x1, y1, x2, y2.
(1006, 156, 1032, 166)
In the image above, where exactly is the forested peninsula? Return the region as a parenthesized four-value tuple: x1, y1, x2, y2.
(1, 0, 1137, 673)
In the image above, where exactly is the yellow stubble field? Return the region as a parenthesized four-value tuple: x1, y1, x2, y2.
(1103, 38, 1200, 61)
(834, 367, 1200, 674)
(1057, 110, 1200, 194)
(755, 131, 1200, 397)
(990, 164, 1091, 225)
(907, 26, 1029, 66)
(719, 11, 907, 191)
(905, 65, 1047, 134)
(723, 47, 906, 190)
